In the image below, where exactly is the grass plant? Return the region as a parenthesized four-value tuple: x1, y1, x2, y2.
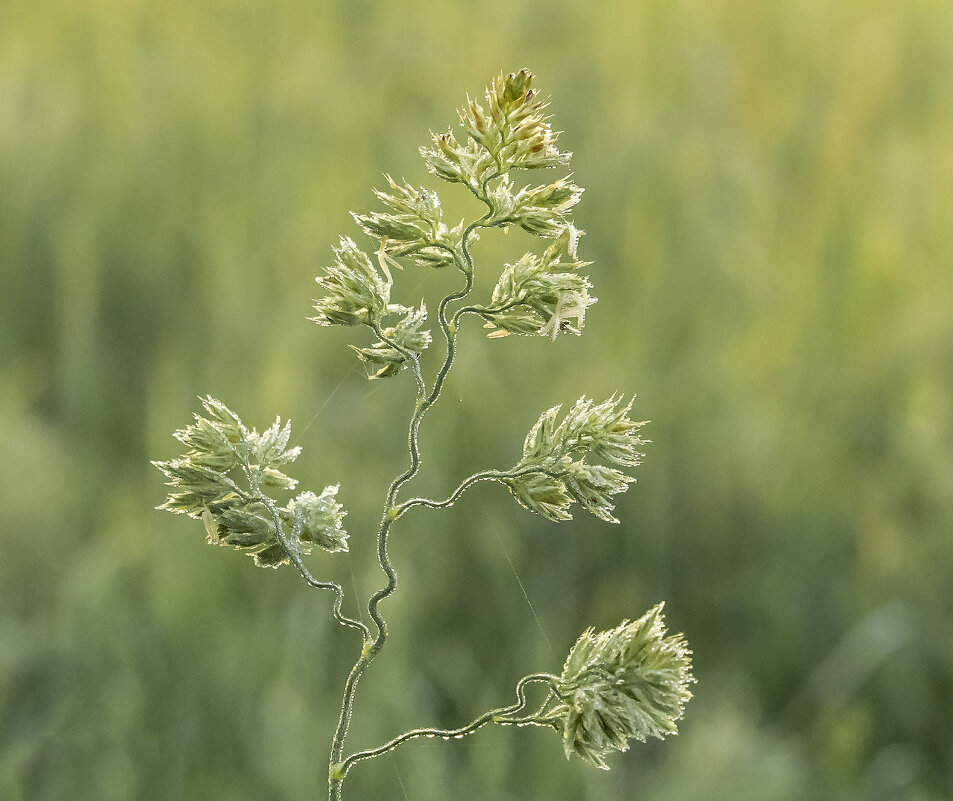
(154, 69, 694, 800)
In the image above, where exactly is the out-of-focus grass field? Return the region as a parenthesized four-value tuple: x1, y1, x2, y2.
(2, 1, 952, 798)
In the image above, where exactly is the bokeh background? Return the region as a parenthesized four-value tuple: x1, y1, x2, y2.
(3, 1, 952, 798)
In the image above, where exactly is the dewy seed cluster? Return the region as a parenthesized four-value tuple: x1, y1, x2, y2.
(153, 396, 348, 568)
(542, 604, 695, 768)
(154, 69, 694, 801)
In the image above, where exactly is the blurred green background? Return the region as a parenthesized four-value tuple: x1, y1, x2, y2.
(3, 0, 952, 798)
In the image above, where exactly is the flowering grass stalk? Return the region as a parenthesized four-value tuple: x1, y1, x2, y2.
(153, 69, 694, 800)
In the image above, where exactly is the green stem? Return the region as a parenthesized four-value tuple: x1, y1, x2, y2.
(453, 297, 526, 323)
(256, 495, 369, 638)
(327, 317, 434, 801)
(394, 466, 547, 516)
(369, 321, 426, 398)
(334, 674, 557, 778)
(330, 190, 504, 801)
(364, 210, 492, 634)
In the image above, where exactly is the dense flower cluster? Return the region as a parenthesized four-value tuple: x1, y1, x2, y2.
(504, 395, 648, 523)
(310, 236, 392, 328)
(350, 302, 433, 379)
(540, 605, 694, 768)
(485, 175, 582, 237)
(353, 176, 467, 269)
(311, 69, 592, 373)
(310, 237, 432, 379)
(480, 225, 595, 339)
(421, 68, 570, 190)
(153, 397, 348, 567)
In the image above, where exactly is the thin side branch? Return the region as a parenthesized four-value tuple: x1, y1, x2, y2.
(256, 495, 369, 638)
(335, 673, 558, 778)
(395, 466, 552, 516)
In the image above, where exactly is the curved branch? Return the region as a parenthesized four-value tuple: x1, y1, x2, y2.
(335, 673, 558, 778)
(452, 296, 531, 327)
(394, 467, 551, 517)
(256, 495, 369, 639)
(369, 321, 427, 398)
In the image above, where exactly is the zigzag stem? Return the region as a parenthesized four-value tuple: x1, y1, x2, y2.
(329, 205, 498, 801)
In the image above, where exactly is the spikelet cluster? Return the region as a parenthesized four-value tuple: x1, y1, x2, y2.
(420, 69, 570, 190)
(542, 605, 694, 769)
(350, 302, 432, 379)
(485, 174, 583, 237)
(481, 225, 595, 340)
(352, 176, 468, 269)
(310, 237, 392, 327)
(310, 237, 432, 379)
(311, 69, 592, 376)
(153, 397, 348, 567)
(504, 396, 648, 523)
